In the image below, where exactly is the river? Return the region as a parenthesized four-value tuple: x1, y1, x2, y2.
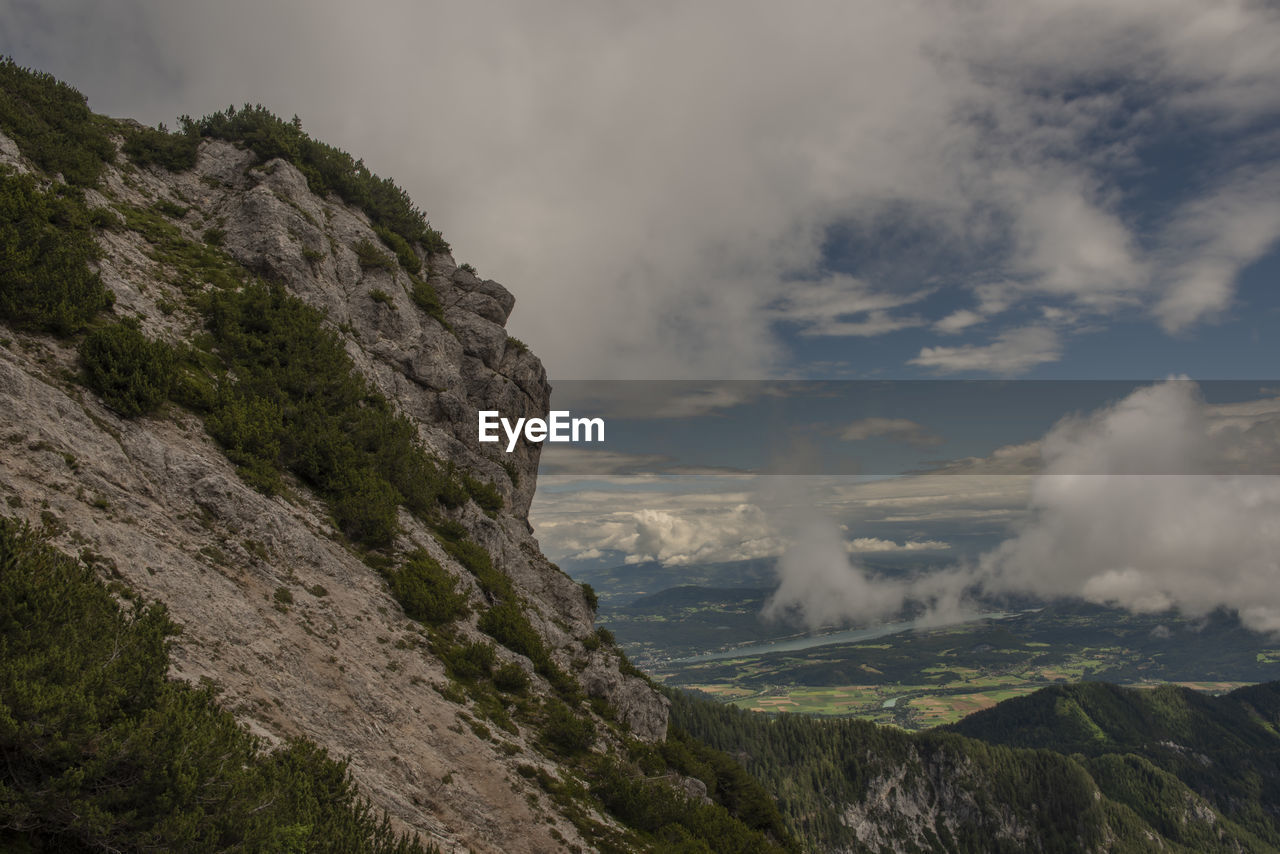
(671, 611, 1014, 664)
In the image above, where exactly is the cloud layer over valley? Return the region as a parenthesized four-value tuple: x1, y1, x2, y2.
(536, 382, 1280, 633)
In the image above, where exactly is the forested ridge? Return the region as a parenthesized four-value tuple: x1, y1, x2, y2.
(670, 684, 1280, 853)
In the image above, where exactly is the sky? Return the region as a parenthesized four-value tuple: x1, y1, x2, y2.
(4, 0, 1280, 381)
(5, 0, 1280, 630)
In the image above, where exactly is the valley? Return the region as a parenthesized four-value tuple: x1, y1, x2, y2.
(584, 564, 1280, 729)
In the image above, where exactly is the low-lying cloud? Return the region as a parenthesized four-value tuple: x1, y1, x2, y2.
(764, 380, 1280, 633)
(979, 381, 1280, 631)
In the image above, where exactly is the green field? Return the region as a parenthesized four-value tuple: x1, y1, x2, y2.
(624, 601, 1280, 729)
(669, 647, 1121, 727)
(673, 657, 1259, 728)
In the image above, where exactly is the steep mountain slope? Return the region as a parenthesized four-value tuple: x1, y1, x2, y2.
(949, 681, 1280, 847)
(0, 61, 789, 853)
(672, 681, 1280, 853)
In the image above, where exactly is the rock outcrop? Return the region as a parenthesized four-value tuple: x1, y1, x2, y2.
(0, 128, 666, 853)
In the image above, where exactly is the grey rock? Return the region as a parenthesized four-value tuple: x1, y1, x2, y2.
(0, 135, 668, 854)
(580, 659, 671, 743)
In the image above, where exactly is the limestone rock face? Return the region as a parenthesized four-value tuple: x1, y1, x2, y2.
(0, 131, 667, 853)
(580, 660, 672, 743)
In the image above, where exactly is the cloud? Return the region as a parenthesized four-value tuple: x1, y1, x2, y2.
(530, 481, 783, 566)
(978, 380, 1280, 631)
(934, 309, 984, 334)
(7, 0, 1280, 378)
(909, 327, 1061, 375)
(763, 516, 907, 629)
(759, 382, 1280, 632)
(927, 388, 1280, 475)
(768, 274, 927, 337)
(537, 447, 750, 476)
(530, 473, 1028, 570)
(846, 537, 950, 552)
(534, 382, 1280, 634)
(841, 417, 942, 446)
(1152, 164, 1280, 332)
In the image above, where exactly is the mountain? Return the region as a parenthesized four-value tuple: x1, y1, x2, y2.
(6, 58, 1280, 854)
(949, 681, 1280, 846)
(0, 59, 791, 853)
(672, 682, 1280, 852)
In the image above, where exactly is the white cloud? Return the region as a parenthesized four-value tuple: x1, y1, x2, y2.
(763, 516, 907, 629)
(768, 274, 927, 337)
(531, 483, 783, 566)
(841, 417, 942, 446)
(8, 0, 1280, 377)
(934, 309, 984, 334)
(909, 327, 1061, 375)
(846, 537, 951, 552)
(1153, 164, 1280, 331)
(979, 380, 1280, 631)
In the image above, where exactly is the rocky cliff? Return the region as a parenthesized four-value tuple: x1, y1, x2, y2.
(0, 103, 672, 851)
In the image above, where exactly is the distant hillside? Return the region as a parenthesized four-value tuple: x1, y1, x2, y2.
(672, 682, 1280, 852)
(949, 681, 1280, 846)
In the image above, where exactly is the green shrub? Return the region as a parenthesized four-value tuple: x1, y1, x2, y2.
(0, 515, 431, 853)
(153, 199, 189, 219)
(432, 518, 468, 543)
(78, 322, 175, 417)
(409, 276, 445, 324)
(387, 549, 468, 624)
(374, 224, 421, 274)
(542, 702, 595, 755)
(544, 662, 583, 703)
(369, 288, 394, 306)
(205, 392, 285, 493)
(354, 239, 394, 271)
(441, 539, 509, 597)
(118, 204, 242, 291)
(589, 757, 787, 854)
(580, 582, 598, 613)
(0, 57, 115, 186)
(0, 170, 113, 334)
(493, 661, 530, 695)
(186, 105, 448, 255)
(463, 473, 503, 516)
(443, 640, 496, 682)
(198, 280, 461, 546)
(479, 600, 548, 667)
(330, 469, 400, 549)
(122, 122, 201, 171)
(435, 472, 470, 509)
(202, 225, 226, 246)
(89, 206, 122, 230)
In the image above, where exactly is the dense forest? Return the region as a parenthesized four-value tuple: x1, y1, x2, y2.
(670, 684, 1280, 852)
